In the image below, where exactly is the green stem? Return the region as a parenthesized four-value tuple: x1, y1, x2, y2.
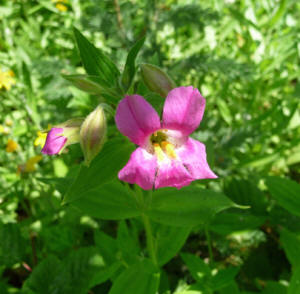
(142, 214, 158, 267)
(205, 227, 214, 265)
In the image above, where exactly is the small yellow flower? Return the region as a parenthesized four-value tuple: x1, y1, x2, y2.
(0, 124, 10, 134)
(5, 119, 13, 126)
(25, 155, 43, 172)
(34, 131, 47, 148)
(52, 0, 68, 12)
(6, 139, 18, 153)
(56, 3, 68, 11)
(0, 68, 16, 91)
(17, 155, 43, 174)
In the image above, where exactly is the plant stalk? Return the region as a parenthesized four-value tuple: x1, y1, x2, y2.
(142, 213, 158, 267)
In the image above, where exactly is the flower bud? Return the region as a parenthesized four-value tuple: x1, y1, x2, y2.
(140, 63, 176, 97)
(80, 105, 107, 166)
(42, 118, 83, 155)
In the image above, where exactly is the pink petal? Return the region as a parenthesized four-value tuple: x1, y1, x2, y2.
(115, 95, 161, 146)
(177, 138, 217, 179)
(41, 128, 67, 155)
(118, 147, 157, 190)
(155, 161, 193, 189)
(162, 86, 206, 136)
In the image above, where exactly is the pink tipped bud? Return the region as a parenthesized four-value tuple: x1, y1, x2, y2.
(140, 63, 176, 97)
(42, 118, 84, 155)
(80, 105, 107, 166)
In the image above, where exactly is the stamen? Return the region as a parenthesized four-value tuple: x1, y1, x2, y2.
(161, 141, 177, 159)
(153, 143, 165, 162)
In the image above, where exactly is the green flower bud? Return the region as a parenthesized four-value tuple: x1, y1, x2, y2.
(80, 105, 107, 166)
(140, 63, 176, 97)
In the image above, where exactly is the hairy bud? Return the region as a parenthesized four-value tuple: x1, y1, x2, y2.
(140, 63, 176, 97)
(80, 105, 107, 166)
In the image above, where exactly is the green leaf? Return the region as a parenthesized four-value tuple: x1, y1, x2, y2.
(0, 223, 25, 267)
(269, 0, 287, 28)
(211, 212, 266, 235)
(63, 74, 109, 95)
(94, 230, 119, 264)
(280, 229, 300, 267)
(117, 221, 141, 264)
(148, 187, 236, 227)
(224, 178, 267, 214)
(22, 255, 69, 294)
(218, 282, 241, 294)
(210, 267, 240, 291)
(217, 98, 232, 125)
(62, 247, 109, 291)
(266, 177, 300, 217)
(71, 181, 141, 220)
(181, 253, 211, 282)
(288, 266, 300, 294)
(90, 261, 122, 288)
(73, 27, 120, 86)
(108, 259, 160, 294)
(156, 224, 191, 266)
(121, 37, 145, 92)
(63, 137, 134, 204)
(261, 281, 287, 294)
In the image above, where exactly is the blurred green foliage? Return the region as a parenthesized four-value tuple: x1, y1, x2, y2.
(0, 0, 300, 293)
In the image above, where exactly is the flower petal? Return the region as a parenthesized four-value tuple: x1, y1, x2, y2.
(41, 128, 67, 155)
(177, 138, 217, 179)
(155, 161, 193, 189)
(115, 95, 161, 146)
(118, 147, 157, 190)
(162, 86, 206, 135)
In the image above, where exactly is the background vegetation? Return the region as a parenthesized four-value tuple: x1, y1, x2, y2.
(0, 0, 300, 293)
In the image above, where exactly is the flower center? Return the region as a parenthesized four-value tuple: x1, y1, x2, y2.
(150, 131, 177, 162)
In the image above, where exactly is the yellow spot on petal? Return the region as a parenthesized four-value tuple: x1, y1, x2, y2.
(6, 139, 18, 153)
(153, 143, 165, 162)
(161, 141, 177, 159)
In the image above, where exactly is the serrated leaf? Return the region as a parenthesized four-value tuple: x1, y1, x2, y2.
(71, 181, 141, 220)
(108, 259, 160, 294)
(121, 37, 145, 92)
(0, 223, 25, 267)
(210, 267, 240, 291)
(22, 255, 70, 294)
(266, 177, 300, 217)
(156, 224, 191, 266)
(280, 228, 300, 267)
(73, 27, 120, 86)
(117, 221, 140, 264)
(181, 253, 211, 282)
(148, 187, 235, 227)
(94, 230, 119, 264)
(288, 265, 300, 294)
(63, 137, 134, 204)
(211, 212, 266, 235)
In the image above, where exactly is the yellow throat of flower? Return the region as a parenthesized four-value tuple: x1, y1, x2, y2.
(152, 131, 177, 162)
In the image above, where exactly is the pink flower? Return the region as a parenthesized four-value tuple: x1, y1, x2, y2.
(115, 86, 217, 190)
(41, 128, 67, 155)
